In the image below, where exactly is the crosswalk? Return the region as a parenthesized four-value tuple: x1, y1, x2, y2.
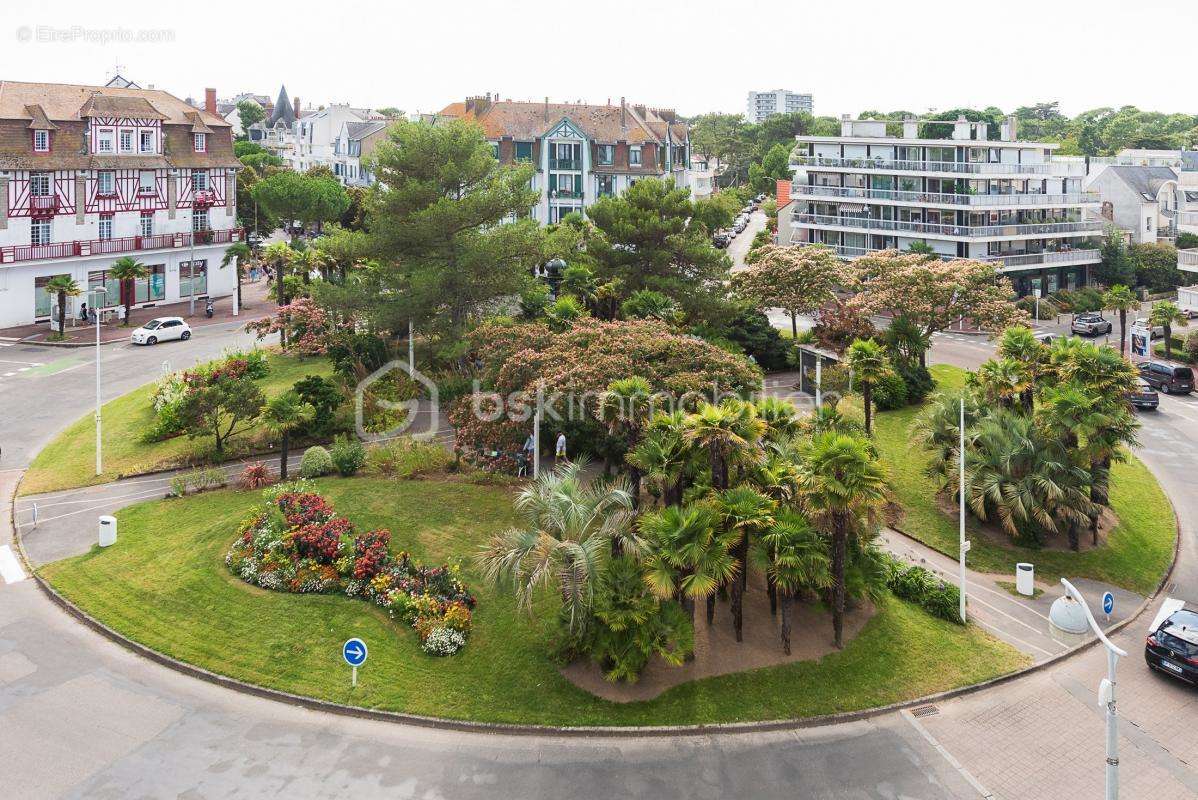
(0, 545, 27, 584)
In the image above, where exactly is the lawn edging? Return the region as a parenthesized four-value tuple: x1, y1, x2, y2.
(12, 474, 1179, 737)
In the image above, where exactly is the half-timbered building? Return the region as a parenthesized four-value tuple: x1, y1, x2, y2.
(0, 81, 242, 327)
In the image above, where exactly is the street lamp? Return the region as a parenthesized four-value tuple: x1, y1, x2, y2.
(92, 286, 108, 475)
(1060, 578, 1128, 800)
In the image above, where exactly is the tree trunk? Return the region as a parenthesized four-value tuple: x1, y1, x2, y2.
(1165, 325, 1172, 360)
(236, 269, 243, 310)
(710, 443, 727, 491)
(706, 592, 716, 625)
(629, 465, 642, 510)
(780, 592, 792, 655)
(56, 291, 66, 338)
(279, 431, 290, 480)
(1119, 310, 1127, 357)
(832, 520, 847, 649)
(1066, 521, 1079, 552)
(863, 382, 873, 436)
(767, 571, 777, 617)
(731, 531, 749, 642)
(790, 311, 798, 340)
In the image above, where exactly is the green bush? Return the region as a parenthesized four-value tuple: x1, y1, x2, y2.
(299, 445, 334, 478)
(329, 436, 367, 477)
(872, 371, 910, 411)
(293, 375, 345, 438)
(365, 438, 451, 479)
(884, 556, 963, 624)
(1015, 296, 1058, 320)
(1052, 286, 1103, 313)
(895, 362, 935, 405)
(1186, 332, 1198, 364)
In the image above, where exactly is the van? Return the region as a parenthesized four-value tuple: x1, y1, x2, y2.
(1138, 362, 1194, 395)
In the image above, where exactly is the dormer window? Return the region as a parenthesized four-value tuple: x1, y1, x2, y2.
(33, 130, 50, 152)
(139, 129, 155, 153)
(193, 133, 207, 152)
(96, 128, 115, 153)
(629, 146, 642, 166)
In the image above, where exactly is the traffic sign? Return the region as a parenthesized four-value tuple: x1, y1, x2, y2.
(343, 638, 368, 667)
(1102, 591, 1115, 616)
(961, 540, 972, 554)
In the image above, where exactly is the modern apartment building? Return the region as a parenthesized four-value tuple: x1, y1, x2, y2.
(0, 80, 242, 328)
(746, 89, 813, 123)
(436, 95, 691, 223)
(786, 115, 1104, 296)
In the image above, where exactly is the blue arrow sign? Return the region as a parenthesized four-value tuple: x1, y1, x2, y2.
(342, 637, 368, 667)
(1102, 592, 1114, 616)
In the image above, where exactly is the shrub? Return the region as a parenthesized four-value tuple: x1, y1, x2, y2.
(1186, 331, 1198, 364)
(239, 462, 274, 490)
(169, 466, 226, 497)
(884, 556, 963, 624)
(299, 445, 334, 478)
(871, 370, 910, 411)
(422, 627, 466, 656)
(365, 438, 451, 479)
(293, 375, 346, 438)
(895, 362, 935, 404)
(329, 436, 367, 477)
(1015, 296, 1058, 320)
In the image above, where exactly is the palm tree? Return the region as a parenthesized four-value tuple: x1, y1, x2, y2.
(755, 511, 831, 654)
(712, 486, 775, 641)
(845, 338, 888, 435)
(597, 375, 653, 508)
(973, 358, 1030, 411)
(997, 326, 1044, 413)
(1103, 284, 1139, 357)
(796, 432, 887, 648)
(44, 275, 81, 339)
(639, 503, 738, 628)
(221, 241, 252, 312)
(107, 256, 148, 325)
(1149, 300, 1188, 360)
(910, 388, 981, 482)
(478, 461, 635, 633)
(754, 396, 803, 444)
(290, 246, 329, 286)
(682, 399, 765, 491)
(261, 390, 315, 480)
(627, 411, 693, 507)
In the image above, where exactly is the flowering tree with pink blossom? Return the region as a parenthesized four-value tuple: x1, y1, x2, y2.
(733, 244, 846, 339)
(246, 298, 344, 356)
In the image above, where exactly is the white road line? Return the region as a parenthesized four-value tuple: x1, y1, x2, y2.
(967, 591, 1066, 646)
(973, 617, 1057, 658)
(24, 487, 169, 525)
(0, 545, 27, 584)
(901, 710, 995, 799)
(16, 484, 178, 513)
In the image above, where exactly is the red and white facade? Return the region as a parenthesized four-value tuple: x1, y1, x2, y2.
(0, 81, 242, 327)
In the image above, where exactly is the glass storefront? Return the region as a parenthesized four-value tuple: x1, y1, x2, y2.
(180, 260, 207, 298)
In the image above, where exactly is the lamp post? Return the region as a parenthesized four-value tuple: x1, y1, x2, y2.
(92, 286, 108, 475)
(188, 223, 197, 316)
(1061, 578, 1127, 800)
(958, 398, 969, 623)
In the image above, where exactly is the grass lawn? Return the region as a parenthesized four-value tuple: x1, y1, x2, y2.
(21, 351, 332, 495)
(41, 476, 1028, 727)
(875, 364, 1176, 596)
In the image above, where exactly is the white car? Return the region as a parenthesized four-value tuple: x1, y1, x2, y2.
(131, 316, 192, 345)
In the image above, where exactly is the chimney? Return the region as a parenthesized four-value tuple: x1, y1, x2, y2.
(294, 96, 301, 119)
(902, 116, 918, 139)
(204, 88, 217, 115)
(620, 97, 626, 127)
(840, 114, 853, 137)
(543, 96, 549, 121)
(1000, 114, 1019, 142)
(952, 115, 971, 141)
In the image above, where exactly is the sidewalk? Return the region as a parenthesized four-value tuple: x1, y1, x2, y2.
(4, 279, 274, 346)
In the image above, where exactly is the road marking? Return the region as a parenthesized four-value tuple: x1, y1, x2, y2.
(901, 709, 995, 799)
(0, 545, 27, 584)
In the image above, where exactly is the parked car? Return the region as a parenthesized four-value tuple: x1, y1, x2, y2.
(1071, 312, 1113, 337)
(712, 232, 730, 249)
(1133, 318, 1166, 339)
(131, 316, 192, 346)
(1033, 332, 1056, 346)
(1145, 599, 1198, 685)
(754, 193, 766, 202)
(1127, 378, 1160, 410)
(1138, 361, 1194, 394)
(734, 218, 749, 234)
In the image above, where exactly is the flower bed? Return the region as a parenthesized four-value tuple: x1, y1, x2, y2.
(225, 480, 476, 655)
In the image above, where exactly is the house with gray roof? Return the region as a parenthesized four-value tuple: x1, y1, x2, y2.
(1086, 164, 1184, 244)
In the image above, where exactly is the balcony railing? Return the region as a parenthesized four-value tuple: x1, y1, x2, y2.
(549, 158, 582, 170)
(29, 195, 59, 214)
(811, 243, 1101, 269)
(1178, 211, 1198, 228)
(791, 184, 1099, 207)
(792, 155, 1084, 176)
(792, 212, 1103, 238)
(0, 228, 243, 265)
(1180, 249, 1198, 270)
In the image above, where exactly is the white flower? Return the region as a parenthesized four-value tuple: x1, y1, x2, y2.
(422, 627, 466, 656)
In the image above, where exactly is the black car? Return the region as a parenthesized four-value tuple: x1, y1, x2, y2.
(1145, 601, 1198, 684)
(1138, 361, 1195, 395)
(1071, 312, 1113, 336)
(712, 232, 730, 249)
(1127, 378, 1160, 410)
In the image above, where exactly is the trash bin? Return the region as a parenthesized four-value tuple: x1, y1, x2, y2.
(98, 515, 117, 547)
(1015, 562, 1034, 596)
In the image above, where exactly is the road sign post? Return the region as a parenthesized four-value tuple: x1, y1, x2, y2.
(1102, 591, 1114, 623)
(342, 637, 368, 687)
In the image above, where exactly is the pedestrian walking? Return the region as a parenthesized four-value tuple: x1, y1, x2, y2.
(554, 431, 567, 464)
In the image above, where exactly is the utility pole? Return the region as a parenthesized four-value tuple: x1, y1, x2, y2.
(814, 358, 822, 409)
(532, 383, 542, 479)
(959, 397, 969, 623)
(408, 320, 414, 374)
(93, 286, 108, 475)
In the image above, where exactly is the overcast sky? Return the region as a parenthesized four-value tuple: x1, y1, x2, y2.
(3, 0, 1194, 120)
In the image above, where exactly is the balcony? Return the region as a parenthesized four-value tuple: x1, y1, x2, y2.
(549, 158, 582, 170)
(792, 212, 1103, 239)
(0, 228, 243, 265)
(1180, 249, 1198, 272)
(811, 243, 1100, 270)
(192, 190, 216, 208)
(792, 155, 1085, 177)
(29, 195, 59, 215)
(1178, 211, 1198, 232)
(791, 184, 1099, 208)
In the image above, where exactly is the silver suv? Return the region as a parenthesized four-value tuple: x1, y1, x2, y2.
(1071, 312, 1112, 336)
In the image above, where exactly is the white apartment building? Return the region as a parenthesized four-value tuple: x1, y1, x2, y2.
(288, 104, 383, 174)
(436, 96, 692, 224)
(786, 115, 1104, 296)
(0, 81, 242, 328)
(746, 89, 813, 123)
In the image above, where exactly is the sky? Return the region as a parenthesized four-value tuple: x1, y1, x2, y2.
(2, 0, 1194, 120)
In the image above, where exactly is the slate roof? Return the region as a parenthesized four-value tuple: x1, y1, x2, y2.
(345, 121, 387, 141)
(1102, 165, 1178, 200)
(267, 85, 295, 127)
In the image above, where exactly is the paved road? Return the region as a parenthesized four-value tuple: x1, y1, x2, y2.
(727, 210, 766, 272)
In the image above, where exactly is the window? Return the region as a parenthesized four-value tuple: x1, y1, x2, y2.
(596, 174, 616, 197)
(88, 270, 121, 307)
(192, 169, 208, 192)
(135, 264, 166, 302)
(629, 146, 642, 166)
(193, 132, 207, 152)
(33, 130, 50, 152)
(140, 129, 155, 153)
(192, 209, 210, 232)
(35, 274, 70, 318)
(97, 171, 115, 196)
(30, 173, 51, 197)
(597, 144, 614, 165)
(96, 128, 115, 153)
(140, 211, 154, 237)
(180, 260, 208, 296)
(98, 215, 113, 241)
(515, 141, 533, 162)
(31, 218, 51, 246)
(139, 170, 155, 194)
(119, 129, 133, 153)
